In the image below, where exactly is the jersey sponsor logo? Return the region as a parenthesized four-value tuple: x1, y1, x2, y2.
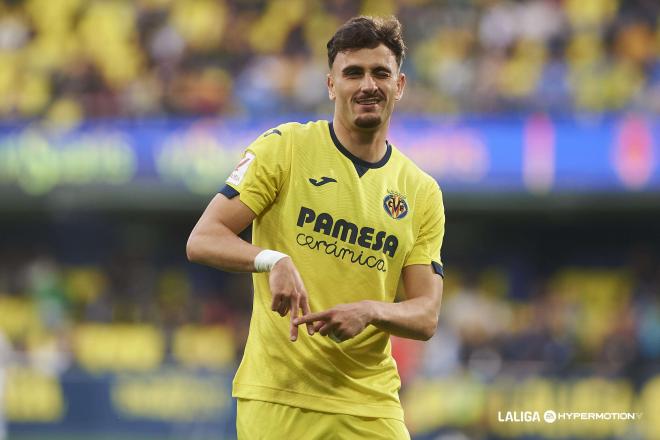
(295, 233, 388, 272)
(308, 176, 337, 187)
(297, 206, 398, 257)
(383, 190, 408, 219)
(226, 152, 255, 185)
(263, 128, 282, 137)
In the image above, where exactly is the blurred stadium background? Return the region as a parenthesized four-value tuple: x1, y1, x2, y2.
(0, 0, 659, 439)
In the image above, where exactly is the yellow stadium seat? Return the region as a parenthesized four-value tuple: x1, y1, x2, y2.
(0, 295, 41, 341)
(172, 325, 235, 370)
(74, 324, 165, 372)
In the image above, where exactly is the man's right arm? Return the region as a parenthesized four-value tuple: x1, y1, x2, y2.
(186, 193, 261, 272)
(186, 192, 313, 340)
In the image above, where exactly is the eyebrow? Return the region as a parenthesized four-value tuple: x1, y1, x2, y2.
(342, 65, 363, 75)
(341, 65, 393, 75)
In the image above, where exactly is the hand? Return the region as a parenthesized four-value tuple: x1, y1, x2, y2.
(293, 301, 374, 343)
(268, 257, 313, 341)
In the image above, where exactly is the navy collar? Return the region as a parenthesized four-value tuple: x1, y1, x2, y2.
(328, 121, 392, 177)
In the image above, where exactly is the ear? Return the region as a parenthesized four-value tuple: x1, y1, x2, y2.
(327, 73, 336, 101)
(395, 72, 406, 101)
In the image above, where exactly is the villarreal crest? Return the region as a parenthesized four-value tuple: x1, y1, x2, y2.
(383, 190, 409, 219)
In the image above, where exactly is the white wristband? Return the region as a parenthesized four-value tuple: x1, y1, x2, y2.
(254, 250, 289, 272)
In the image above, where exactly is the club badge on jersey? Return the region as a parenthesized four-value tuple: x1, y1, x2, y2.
(383, 190, 409, 219)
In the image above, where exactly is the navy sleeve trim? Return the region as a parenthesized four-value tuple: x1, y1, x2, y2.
(219, 185, 239, 199)
(431, 261, 444, 277)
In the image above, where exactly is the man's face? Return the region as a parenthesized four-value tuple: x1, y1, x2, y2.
(328, 44, 406, 131)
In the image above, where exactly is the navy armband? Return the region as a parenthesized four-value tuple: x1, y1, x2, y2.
(219, 185, 239, 199)
(431, 261, 444, 277)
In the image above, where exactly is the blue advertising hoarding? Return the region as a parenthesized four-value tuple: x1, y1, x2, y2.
(0, 114, 658, 199)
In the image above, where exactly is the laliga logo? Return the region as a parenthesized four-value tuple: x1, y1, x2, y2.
(544, 410, 557, 423)
(383, 190, 408, 219)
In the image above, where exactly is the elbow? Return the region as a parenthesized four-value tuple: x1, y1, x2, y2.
(186, 234, 202, 264)
(421, 316, 439, 341)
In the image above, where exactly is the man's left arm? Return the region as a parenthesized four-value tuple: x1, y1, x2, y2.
(377, 180, 445, 340)
(293, 264, 442, 342)
(367, 264, 443, 340)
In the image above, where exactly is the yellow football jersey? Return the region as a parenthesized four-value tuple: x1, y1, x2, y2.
(224, 120, 445, 421)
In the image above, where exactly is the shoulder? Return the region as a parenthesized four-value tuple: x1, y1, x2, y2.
(390, 144, 442, 194)
(246, 120, 330, 164)
(256, 122, 294, 140)
(247, 122, 299, 154)
(282, 120, 329, 145)
(263, 120, 328, 136)
(252, 120, 327, 148)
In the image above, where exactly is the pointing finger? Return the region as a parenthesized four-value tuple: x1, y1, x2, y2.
(290, 295, 300, 342)
(300, 296, 314, 335)
(293, 311, 329, 326)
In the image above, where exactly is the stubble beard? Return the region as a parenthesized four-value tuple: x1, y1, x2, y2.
(354, 114, 382, 129)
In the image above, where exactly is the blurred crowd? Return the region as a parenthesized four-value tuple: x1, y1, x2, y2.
(1, 242, 658, 382)
(414, 261, 660, 385)
(0, 235, 253, 371)
(1, 0, 660, 122)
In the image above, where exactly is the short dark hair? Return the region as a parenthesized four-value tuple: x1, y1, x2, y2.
(326, 16, 406, 69)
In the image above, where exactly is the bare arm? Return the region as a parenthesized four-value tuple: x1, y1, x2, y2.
(294, 264, 443, 342)
(186, 193, 313, 340)
(186, 193, 260, 272)
(368, 264, 443, 340)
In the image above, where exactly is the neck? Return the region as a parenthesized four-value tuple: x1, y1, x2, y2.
(331, 117, 390, 163)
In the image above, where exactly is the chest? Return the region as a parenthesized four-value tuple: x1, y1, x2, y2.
(280, 147, 419, 261)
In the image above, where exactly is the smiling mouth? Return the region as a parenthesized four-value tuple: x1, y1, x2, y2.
(355, 98, 380, 106)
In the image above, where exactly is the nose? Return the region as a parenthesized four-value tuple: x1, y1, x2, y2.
(360, 74, 378, 93)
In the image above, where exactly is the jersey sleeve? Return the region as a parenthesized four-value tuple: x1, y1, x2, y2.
(223, 125, 292, 216)
(404, 181, 445, 276)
